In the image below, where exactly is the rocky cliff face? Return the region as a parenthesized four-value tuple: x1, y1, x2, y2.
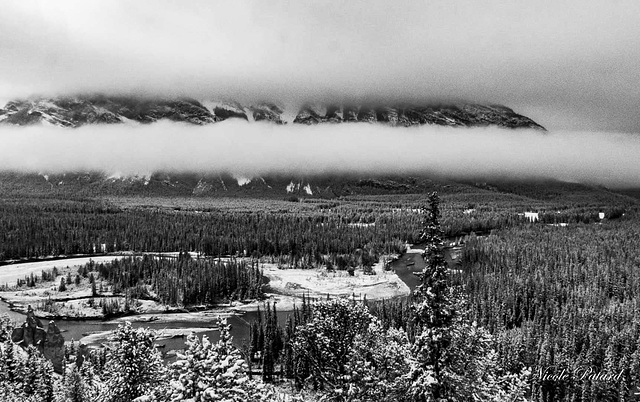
(293, 102, 544, 129)
(0, 96, 545, 130)
(11, 305, 65, 373)
(0, 97, 216, 127)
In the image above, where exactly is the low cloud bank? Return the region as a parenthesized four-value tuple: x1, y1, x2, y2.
(1, 121, 639, 188)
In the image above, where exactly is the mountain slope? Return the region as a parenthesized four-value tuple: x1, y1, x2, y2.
(3, 171, 635, 210)
(0, 96, 545, 130)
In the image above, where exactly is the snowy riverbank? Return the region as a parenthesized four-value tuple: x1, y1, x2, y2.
(0, 254, 409, 321)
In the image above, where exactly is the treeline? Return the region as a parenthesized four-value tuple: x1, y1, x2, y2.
(88, 254, 264, 306)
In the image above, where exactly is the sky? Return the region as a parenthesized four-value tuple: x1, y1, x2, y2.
(1, 0, 639, 132)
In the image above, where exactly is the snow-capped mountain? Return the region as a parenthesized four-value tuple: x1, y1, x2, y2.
(0, 96, 545, 130)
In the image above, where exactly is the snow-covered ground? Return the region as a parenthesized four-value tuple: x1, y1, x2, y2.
(0, 254, 410, 320)
(0, 256, 125, 287)
(259, 258, 410, 301)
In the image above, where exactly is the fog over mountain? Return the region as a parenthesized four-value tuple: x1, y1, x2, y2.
(0, 96, 545, 129)
(1, 0, 640, 132)
(1, 121, 639, 188)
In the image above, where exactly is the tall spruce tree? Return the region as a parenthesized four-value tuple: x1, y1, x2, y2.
(408, 192, 530, 402)
(64, 367, 87, 402)
(3, 339, 18, 383)
(414, 192, 456, 330)
(98, 323, 167, 402)
(37, 359, 55, 402)
(410, 192, 457, 400)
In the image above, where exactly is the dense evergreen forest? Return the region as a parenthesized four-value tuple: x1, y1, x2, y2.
(236, 197, 640, 401)
(0, 196, 504, 261)
(1, 183, 632, 263)
(460, 221, 640, 401)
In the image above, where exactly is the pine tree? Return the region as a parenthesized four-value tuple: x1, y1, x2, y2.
(98, 322, 167, 402)
(4, 340, 18, 383)
(262, 305, 275, 382)
(167, 317, 276, 402)
(414, 192, 455, 330)
(283, 314, 296, 379)
(23, 346, 39, 396)
(90, 273, 98, 296)
(64, 367, 86, 402)
(37, 359, 55, 402)
(408, 192, 530, 401)
(410, 192, 457, 400)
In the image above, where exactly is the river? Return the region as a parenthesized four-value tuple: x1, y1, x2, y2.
(0, 243, 462, 355)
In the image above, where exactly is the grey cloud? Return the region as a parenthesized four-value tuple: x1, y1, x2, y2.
(1, 122, 639, 188)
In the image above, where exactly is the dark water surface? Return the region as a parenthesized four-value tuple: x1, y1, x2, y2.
(389, 243, 462, 291)
(0, 300, 292, 354)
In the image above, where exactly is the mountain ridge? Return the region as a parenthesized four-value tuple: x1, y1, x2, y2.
(0, 96, 545, 130)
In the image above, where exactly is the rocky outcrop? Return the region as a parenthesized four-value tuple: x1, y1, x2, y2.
(210, 101, 248, 121)
(303, 103, 545, 129)
(11, 305, 65, 373)
(250, 103, 285, 124)
(0, 97, 216, 127)
(293, 104, 327, 124)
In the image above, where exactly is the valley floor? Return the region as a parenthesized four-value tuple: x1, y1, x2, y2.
(0, 253, 409, 330)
